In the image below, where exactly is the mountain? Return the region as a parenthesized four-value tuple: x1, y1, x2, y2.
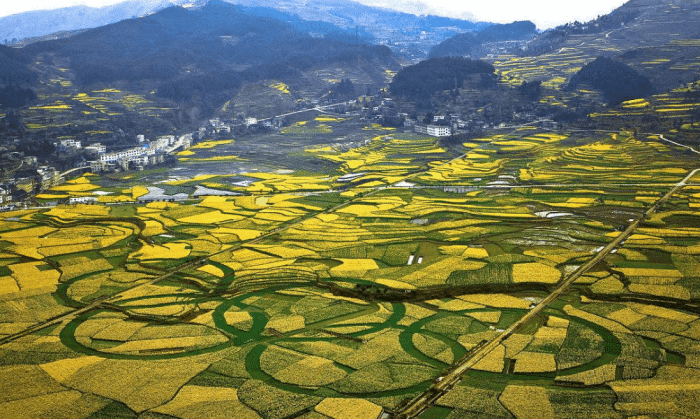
(524, 0, 700, 61)
(0, 0, 173, 44)
(1, 0, 488, 54)
(390, 57, 496, 101)
(566, 57, 654, 105)
(20, 1, 395, 117)
(231, 0, 487, 35)
(0, 45, 36, 85)
(0, 44, 37, 108)
(428, 21, 538, 58)
(490, 0, 700, 97)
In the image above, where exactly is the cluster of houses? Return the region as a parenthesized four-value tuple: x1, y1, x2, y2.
(0, 157, 63, 207)
(402, 113, 558, 136)
(63, 134, 192, 172)
(0, 133, 193, 208)
(203, 117, 284, 137)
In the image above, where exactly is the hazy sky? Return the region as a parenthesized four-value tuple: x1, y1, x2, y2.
(358, 0, 630, 29)
(0, 0, 630, 29)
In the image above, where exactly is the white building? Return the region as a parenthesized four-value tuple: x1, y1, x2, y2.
(37, 166, 63, 190)
(69, 196, 98, 204)
(414, 124, 452, 137)
(85, 143, 106, 154)
(427, 125, 451, 137)
(58, 139, 81, 151)
(78, 161, 109, 172)
(0, 186, 11, 204)
(99, 145, 152, 163)
(153, 136, 172, 150)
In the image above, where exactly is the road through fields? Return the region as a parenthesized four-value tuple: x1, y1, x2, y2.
(0, 122, 549, 346)
(393, 166, 700, 419)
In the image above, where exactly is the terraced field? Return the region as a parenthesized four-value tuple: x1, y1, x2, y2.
(1, 119, 700, 419)
(6, 1, 700, 416)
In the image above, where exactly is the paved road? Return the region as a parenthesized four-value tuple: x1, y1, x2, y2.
(255, 101, 353, 122)
(5, 127, 695, 349)
(393, 167, 700, 419)
(657, 134, 700, 155)
(0, 124, 647, 346)
(0, 124, 483, 347)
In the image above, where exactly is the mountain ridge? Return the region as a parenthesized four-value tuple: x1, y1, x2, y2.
(1, 0, 489, 48)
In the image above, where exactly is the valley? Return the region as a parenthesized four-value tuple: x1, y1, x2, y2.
(1, 1, 700, 419)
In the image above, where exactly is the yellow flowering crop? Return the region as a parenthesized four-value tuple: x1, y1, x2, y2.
(329, 259, 379, 277)
(460, 294, 530, 309)
(266, 315, 305, 333)
(512, 263, 561, 284)
(133, 242, 190, 260)
(315, 398, 383, 419)
(10, 262, 61, 291)
(473, 344, 505, 372)
(499, 385, 554, 419)
(274, 356, 347, 386)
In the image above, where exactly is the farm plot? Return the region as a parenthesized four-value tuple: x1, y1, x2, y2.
(2, 121, 700, 418)
(307, 133, 451, 186)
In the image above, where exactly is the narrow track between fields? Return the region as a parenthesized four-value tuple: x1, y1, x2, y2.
(392, 167, 700, 419)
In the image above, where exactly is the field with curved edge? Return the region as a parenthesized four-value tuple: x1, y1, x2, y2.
(1, 126, 700, 419)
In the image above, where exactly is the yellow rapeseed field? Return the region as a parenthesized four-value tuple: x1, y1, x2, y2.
(9, 262, 61, 291)
(503, 334, 533, 358)
(512, 263, 561, 284)
(629, 284, 691, 300)
(142, 220, 166, 236)
(341, 330, 402, 369)
(198, 264, 225, 278)
(557, 364, 617, 386)
(40, 356, 104, 383)
(459, 294, 530, 309)
(467, 310, 501, 323)
(108, 335, 227, 353)
(191, 139, 234, 149)
(329, 259, 379, 277)
(605, 308, 647, 327)
(463, 247, 489, 259)
(427, 298, 482, 311)
(627, 303, 697, 323)
(152, 385, 262, 419)
(178, 211, 243, 224)
(210, 227, 263, 241)
(473, 344, 505, 372)
(402, 258, 485, 285)
(591, 276, 625, 294)
(60, 258, 113, 280)
(274, 356, 347, 386)
(543, 317, 567, 329)
(0, 275, 20, 294)
(563, 305, 631, 333)
(131, 186, 150, 199)
(499, 385, 554, 419)
(375, 279, 416, 289)
(224, 311, 252, 325)
(133, 242, 190, 260)
(514, 351, 557, 373)
(314, 398, 383, 419)
(266, 315, 305, 333)
(403, 303, 439, 320)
